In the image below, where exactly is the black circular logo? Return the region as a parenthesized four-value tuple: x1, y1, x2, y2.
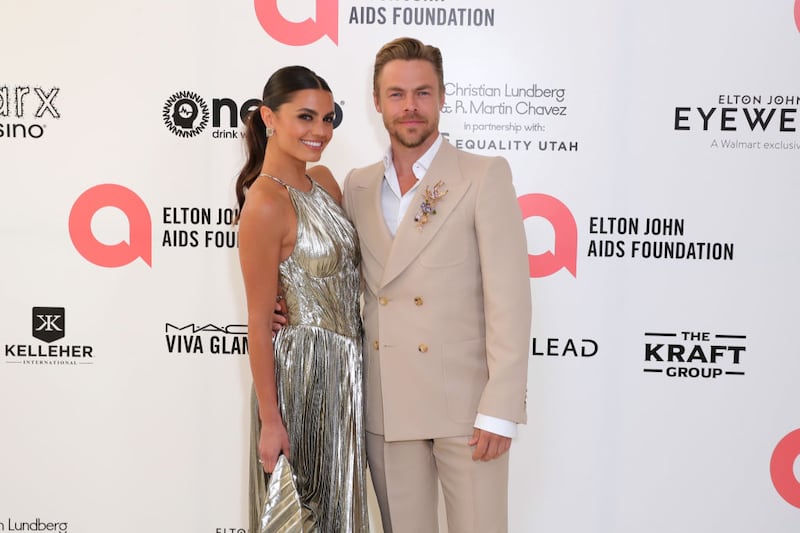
(162, 91, 209, 138)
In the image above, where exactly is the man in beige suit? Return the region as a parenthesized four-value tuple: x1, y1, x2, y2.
(342, 38, 531, 533)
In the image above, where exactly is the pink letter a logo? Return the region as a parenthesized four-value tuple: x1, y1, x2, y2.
(795, 0, 800, 32)
(254, 0, 338, 46)
(771, 428, 800, 508)
(69, 184, 152, 268)
(518, 194, 578, 278)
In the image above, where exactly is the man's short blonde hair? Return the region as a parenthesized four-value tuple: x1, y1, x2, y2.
(373, 37, 444, 95)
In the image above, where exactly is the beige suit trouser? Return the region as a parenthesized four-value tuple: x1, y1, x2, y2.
(367, 431, 509, 533)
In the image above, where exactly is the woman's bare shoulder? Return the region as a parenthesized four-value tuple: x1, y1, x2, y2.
(307, 165, 342, 204)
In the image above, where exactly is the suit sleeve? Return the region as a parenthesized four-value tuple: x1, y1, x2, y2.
(474, 156, 531, 424)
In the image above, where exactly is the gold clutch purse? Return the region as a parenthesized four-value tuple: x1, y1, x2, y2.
(259, 455, 311, 533)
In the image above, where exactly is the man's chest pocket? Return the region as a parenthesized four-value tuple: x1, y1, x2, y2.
(419, 224, 473, 268)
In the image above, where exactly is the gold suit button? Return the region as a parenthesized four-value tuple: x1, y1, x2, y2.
(418, 343, 428, 353)
(373, 341, 380, 350)
(414, 297, 423, 306)
(379, 297, 388, 306)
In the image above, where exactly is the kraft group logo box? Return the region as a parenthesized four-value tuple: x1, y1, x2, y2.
(642, 330, 746, 380)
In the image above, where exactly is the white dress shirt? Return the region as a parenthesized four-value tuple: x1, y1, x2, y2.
(380, 135, 517, 439)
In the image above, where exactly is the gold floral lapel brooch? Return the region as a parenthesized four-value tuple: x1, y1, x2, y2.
(414, 180, 449, 230)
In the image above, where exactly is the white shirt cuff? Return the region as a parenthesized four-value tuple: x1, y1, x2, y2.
(474, 413, 517, 438)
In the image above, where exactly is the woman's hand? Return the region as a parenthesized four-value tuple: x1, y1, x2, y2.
(272, 297, 287, 334)
(259, 417, 291, 473)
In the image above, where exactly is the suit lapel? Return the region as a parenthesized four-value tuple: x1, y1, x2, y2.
(381, 141, 470, 287)
(352, 163, 393, 267)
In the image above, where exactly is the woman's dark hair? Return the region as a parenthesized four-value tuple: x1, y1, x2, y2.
(235, 66, 332, 211)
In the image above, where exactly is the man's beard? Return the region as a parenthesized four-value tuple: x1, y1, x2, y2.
(387, 115, 437, 149)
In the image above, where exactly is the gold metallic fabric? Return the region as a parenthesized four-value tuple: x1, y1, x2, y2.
(259, 455, 310, 532)
(249, 177, 368, 533)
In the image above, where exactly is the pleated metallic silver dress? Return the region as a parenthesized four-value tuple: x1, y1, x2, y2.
(249, 175, 368, 532)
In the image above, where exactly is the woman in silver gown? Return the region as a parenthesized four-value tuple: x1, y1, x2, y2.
(235, 66, 368, 532)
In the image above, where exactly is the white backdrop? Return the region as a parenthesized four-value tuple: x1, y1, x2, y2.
(2, 1, 799, 532)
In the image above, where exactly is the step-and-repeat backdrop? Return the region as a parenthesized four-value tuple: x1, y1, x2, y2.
(2, 1, 799, 531)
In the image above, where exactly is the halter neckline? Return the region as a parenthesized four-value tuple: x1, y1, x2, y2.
(259, 172, 314, 193)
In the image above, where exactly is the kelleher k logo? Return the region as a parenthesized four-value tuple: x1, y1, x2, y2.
(254, 0, 338, 45)
(32, 307, 65, 343)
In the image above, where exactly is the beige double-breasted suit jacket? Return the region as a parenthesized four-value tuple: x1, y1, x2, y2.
(343, 140, 531, 442)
